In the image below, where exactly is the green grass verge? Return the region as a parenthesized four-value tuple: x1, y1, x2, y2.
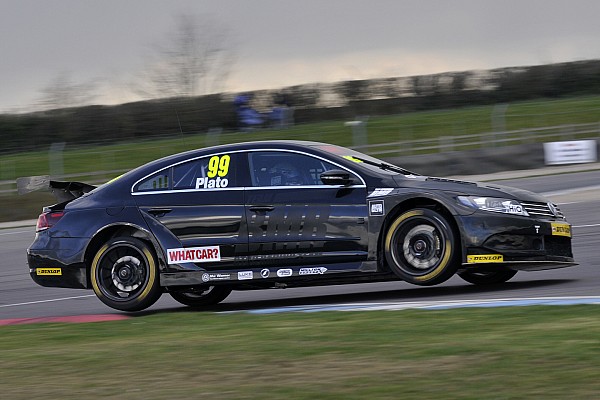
(2, 306, 600, 399)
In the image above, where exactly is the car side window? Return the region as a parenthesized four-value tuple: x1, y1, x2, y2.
(134, 170, 171, 192)
(133, 153, 237, 193)
(249, 151, 341, 187)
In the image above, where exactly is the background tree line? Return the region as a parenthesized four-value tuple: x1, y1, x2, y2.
(2, 59, 600, 154)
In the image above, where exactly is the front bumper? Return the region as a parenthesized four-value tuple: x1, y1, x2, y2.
(457, 213, 576, 271)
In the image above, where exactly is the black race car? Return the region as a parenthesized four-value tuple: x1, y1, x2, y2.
(21, 141, 576, 311)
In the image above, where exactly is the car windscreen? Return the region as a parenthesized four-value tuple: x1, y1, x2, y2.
(311, 144, 417, 176)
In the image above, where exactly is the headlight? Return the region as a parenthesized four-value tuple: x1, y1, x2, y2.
(457, 196, 529, 216)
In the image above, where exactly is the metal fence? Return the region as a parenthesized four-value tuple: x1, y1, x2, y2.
(2, 122, 599, 195)
(350, 122, 600, 157)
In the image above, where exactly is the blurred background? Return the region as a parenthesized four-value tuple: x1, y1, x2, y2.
(2, 0, 600, 220)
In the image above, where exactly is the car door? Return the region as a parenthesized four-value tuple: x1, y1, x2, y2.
(245, 150, 369, 269)
(133, 152, 247, 270)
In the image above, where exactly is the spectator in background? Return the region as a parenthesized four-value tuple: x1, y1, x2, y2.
(234, 93, 263, 130)
(233, 92, 294, 131)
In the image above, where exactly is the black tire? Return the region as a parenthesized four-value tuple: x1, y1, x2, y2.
(90, 237, 162, 312)
(384, 208, 459, 286)
(458, 269, 517, 285)
(169, 286, 232, 307)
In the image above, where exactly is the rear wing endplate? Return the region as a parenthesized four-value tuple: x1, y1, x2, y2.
(16, 175, 97, 203)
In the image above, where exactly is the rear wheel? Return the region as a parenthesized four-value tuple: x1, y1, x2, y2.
(90, 237, 161, 312)
(458, 269, 517, 285)
(384, 208, 459, 285)
(169, 286, 232, 307)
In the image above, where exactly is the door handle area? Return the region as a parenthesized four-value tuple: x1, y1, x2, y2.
(248, 205, 275, 212)
(147, 208, 172, 217)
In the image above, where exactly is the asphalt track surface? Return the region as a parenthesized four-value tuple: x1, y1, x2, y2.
(2, 168, 599, 320)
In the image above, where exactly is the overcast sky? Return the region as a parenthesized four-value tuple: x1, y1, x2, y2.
(2, 0, 600, 112)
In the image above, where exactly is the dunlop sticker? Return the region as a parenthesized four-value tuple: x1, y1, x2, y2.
(467, 254, 504, 263)
(36, 268, 62, 276)
(551, 222, 572, 237)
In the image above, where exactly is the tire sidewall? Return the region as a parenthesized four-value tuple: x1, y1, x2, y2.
(384, 208, 458, 285)
(91, 237, 161, 312)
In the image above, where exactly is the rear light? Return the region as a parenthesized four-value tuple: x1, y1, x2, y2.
(36, 211, 65, 232)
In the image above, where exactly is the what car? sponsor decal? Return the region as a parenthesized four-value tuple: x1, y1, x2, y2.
(467, 254, 504, 263)
(299, 267, 328, 275)
(36, 268, 62, 276)
(551, 222, 572, 237)
(167, 246, 221, 264)
(238, 271, 253, 280)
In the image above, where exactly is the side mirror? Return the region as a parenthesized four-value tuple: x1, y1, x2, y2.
(320, 170, 355, 186)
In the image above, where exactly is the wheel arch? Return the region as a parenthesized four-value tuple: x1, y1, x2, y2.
(378, 196, 462, 272)
(83, 223, 165, 287)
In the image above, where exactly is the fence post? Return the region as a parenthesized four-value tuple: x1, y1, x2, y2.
(345, 117, 368, 148)
(439, 136, 453, 152)
(491, 103, 508, 147)
(206, 128, 222, 148)
(49, 142, 66, 178)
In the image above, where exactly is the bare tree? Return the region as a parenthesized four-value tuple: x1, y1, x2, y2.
(135, 14, 236, 99)
(37, 71, 98, 111)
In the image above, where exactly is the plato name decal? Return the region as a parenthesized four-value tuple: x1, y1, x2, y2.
(196, 176, 229, 189)
(467, 254, 504, 263)
(36, 268, 62, 276)
(167, 246, 221, 264)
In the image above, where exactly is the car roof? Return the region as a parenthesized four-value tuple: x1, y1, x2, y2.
(138, 140, 332, 170)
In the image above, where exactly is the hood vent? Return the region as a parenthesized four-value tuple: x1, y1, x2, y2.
(426, 177, 477, 186)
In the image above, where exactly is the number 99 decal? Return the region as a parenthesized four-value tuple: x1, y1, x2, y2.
(207, 154, 230, 178)
(196, 154, 231, 189)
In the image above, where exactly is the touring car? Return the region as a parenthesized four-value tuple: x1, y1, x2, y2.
(21, 140, 576, 311)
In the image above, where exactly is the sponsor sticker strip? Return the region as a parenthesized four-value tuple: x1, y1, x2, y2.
(467, 254, 504, 263)
(367, 188, 394, 198)
(299, 267, 328, 275)
(551, 222, 572, 237)
(369, 200, 384, 216)
(36, 268, 62, 276)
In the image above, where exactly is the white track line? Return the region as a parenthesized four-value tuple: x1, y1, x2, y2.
(0, 230, 31, 236)
(0, 294, 96, 308)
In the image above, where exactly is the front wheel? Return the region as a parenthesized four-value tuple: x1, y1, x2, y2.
(169, 286, 232, 307)
(384, 208, 459, 286)
(90, 237, 162, 312)
(458, 269, 517, 285)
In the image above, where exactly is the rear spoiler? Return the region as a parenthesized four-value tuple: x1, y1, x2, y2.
(16, 175, 97, 203)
